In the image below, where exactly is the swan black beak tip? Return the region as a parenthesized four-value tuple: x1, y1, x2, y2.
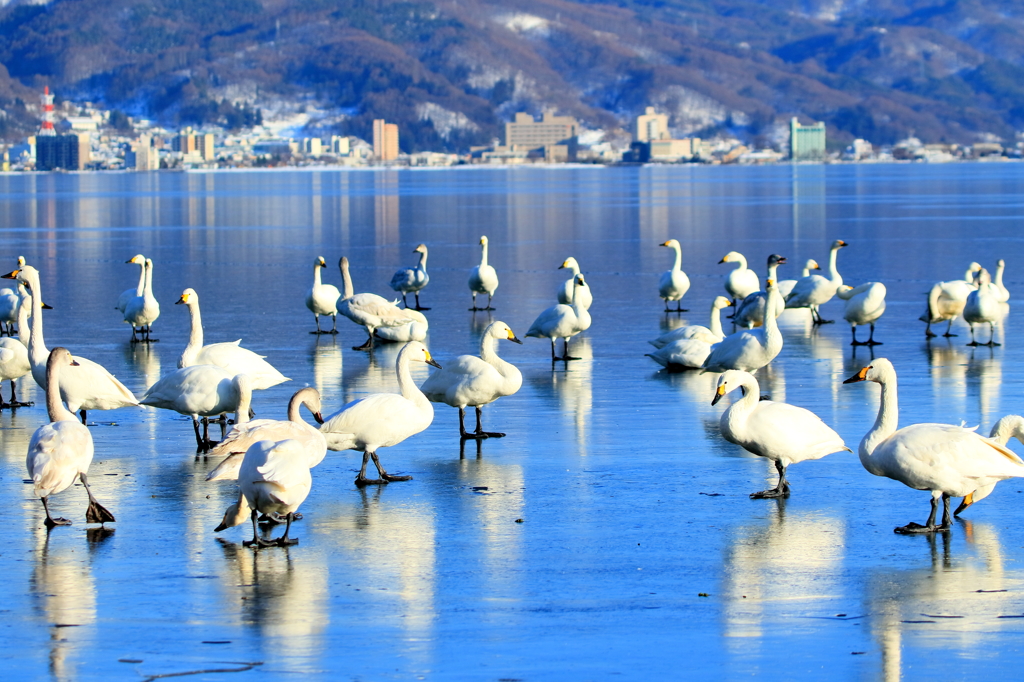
(1, 270, 17, 280)
(510, 335, 523, 344)
(427, 358, 442, 369)
(711, 392, 723, 406)
(313, 411, 324, 425)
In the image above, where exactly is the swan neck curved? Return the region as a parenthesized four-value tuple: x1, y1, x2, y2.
(418, 250, 429, 271)
(862, 376, 899, 462)
(709, 301, 725, 338)
(733, 376, 760, 413)
(45, 355, 76, 423)
(235, 381, 252, 426)
(995, 262, 1005, 288)
(734, 254, 748, 270)
(180, 300, 203, 367)
(340, 259, 354, 300)
(396, 346, 429, 405)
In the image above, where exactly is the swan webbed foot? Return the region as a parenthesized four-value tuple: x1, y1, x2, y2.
(352, 336, 375, 351)
(85, 499, 116, 525)
(276, 536, 299, 547)
(243, 536, 279, 548)
(894, 521, 950, 534)
(865, 340, 883, 346)
(354, 475, 387, 486)
(413, 306, 431, 311)
(966, 341, 979, 347)
(44, 516, 72, 528)
(559, 355, 582, 361)
(943, 332, 958, 337)
(462, 431, 505, 439)
(750, 488, 789, 499)
(925, 331, 937, 338)
(382, 473, 413, 482)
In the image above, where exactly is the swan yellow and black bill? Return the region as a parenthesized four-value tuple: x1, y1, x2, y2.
(1, 269, 19, 279)
(507, 329, 523, 344)
(176, 292, 191, 305)
(843, 366, 870, 384)
(711, 384, 727, 406)
(424, 349, 442, 370)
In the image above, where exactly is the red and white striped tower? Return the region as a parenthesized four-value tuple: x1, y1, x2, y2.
(39, 86, 56, 136)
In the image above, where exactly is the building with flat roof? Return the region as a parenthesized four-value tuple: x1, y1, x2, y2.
(373, 119, 399, 161)
(634, 107, 669, 143)
(504, 112, 578, 161)
(790, 117, 826, 161)
(36, 134, 88, 171)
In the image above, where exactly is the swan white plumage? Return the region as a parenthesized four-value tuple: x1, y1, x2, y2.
(919, 262, 981, 337)
(733, 254, 787, 328)
(837, 281, 886, 346)
(963, 269, 1002, 346)
(778, 259, 819, 299)
(784, 239, 847, 324)
(0, 295, 36, 408)
(0, 282, 27, 337)
(702, 280, 784, 373)
(420, 321, 522, 438)
(645, 336, 713, 371)
(175, 288, 289, 390)
(27, 347, 115, 528)
(468, 236, 499, 311)
(648, 296, 733, 348)
(123, 257, 160, 343)
(390, 243, 430, 310)
(843, 358, 1024, 533)
(306, 256, 341, 334)
(718, 251, 759, 306)
(3, 265, 138, 423)
(115, 254, 146, 314)
(527, 274, 592, 361)
(205, 386, 326, 481)
(141, 368, 253, 451)
(712, 369, 849, 498)
(993, 259, 1010, 302)
(338, 256, 419, 350)
(319, 341, 440, 485)
(214, 439, 311, 547)
(953, 415, 1024, 516)
(556, 257, 593, 310)
(374, 308, 428, 343)
(658, 239, 690, 312)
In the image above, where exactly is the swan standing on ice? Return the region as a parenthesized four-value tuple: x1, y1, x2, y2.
(527, 274, 592, 361)
(733, 254, 787, 328)
(919, 262, 981, 337)
(338, 257, 419, 351)
(390, 244, 430, 310)
(123, 258, 160, 343)
(420, 321, 522, 439)
(3, 266, 138, 424)
(993, 259, 1010, 302)
(0, 296, 43, 408)
(141, 369, 253, 452)
(657, 239, 690, 313)
(306, 256, 341, 335)
(963, 269, 1001, 346)
(645, 336, 714, 372)
(701, 280, 784, 373)
(713, 369, 848, 498)
(557, 257, 593, 310)
(778, 259, 819, 299)
(27, 348, 116, 528)
(648, 296, 733, 348)
(115, 254, 146, 315)
(954, 415, 1024, 516)
(468, 236, 499, 311)
(784, 239, 847, 324)
(843, 358, 1024, 534)
(837, 282, 886, 346)
(319, 341, 440, 486)
(718, 251, 759, 309)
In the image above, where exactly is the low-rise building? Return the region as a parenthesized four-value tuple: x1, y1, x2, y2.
(504, 112, 578, 161)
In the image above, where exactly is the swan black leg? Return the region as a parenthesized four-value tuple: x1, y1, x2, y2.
(675, 300, 687, 313)
(988, 322, 1000, 346)
(967, 324, 978, 346)
(895, 494, 952, 534)
(276, 512, 299, 546)
(41, 496, 71, 528)
(474, 406, 505, 438)
(943, 319, 957, 337)
(850, 325, 860, 346)
(81, 472, 115, 525)
(311, 314, 322, 335)
(413, 292, 430, 311)
(243, 509, 275, 548)
(458, 407, 472, 438)
(353, 332, 375, 351)
(866, 323, 882, 346)
(561, 337, 581, 362)
(79, 409, 87, 425)
(751, 460, 790, 498)
(486, 293, 495, 311)
(192, 417, 205, 453)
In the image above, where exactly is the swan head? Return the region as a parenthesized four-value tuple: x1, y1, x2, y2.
(214, 497, 250, 532)
(413, 244, 428, 255)
(574, 273, 587, 288)
(2, 265, 38, 285)
(842, 357, 896, 385)
(488, 321, 523, 344)
(559, 257, 580, 271)
(712, 296, 734, 310)
(660, 239, 680, 249)
(831, 239, 848, 250)
(806, 259, 821, 270)
(405, 341, 442, 369)
(990, 415, 1024, 446)
(176, 288, 198, 306)
(17, 256, 25, 267)
(767, 254, 787, 266)
(997, 258, 1006, 268)
(718, 251, 742, 265)
(711, 369, 756, 405)
(47, 347, 79, 373)
(145, 258, 153, 271)
(479, 235, 489, 245)
(836, 284, 854, 300)
(975, 268, 992, 285)
(126, 254, 145, 265)
(316, 256, 327, 268)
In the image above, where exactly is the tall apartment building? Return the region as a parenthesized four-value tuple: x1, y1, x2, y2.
(634, 107, 669, 143)
(373, 119, 399, 161)
(36, 134, 89, 171)
(504, 112, 578, 161)
(790, 117, 826, 161)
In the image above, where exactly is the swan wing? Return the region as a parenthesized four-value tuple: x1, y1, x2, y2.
(742, 402, 846, 462)
(26, 421, 94, 497)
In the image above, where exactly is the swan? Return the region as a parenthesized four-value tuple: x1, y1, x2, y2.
(701, 280, 784, 373)
(115, 254, 146, 314)
(648, 296, 733, 348)
(123, 258, 160, 343)
(0, 282, 27, 337)
(2, 265, 138, 423)
(140, 368, 253, 451)
(645, 336, 713, 371)
(338, 256, 418, 351)
(718, 251, 759, 307)
(963, 269, 1002, 346)
(954, 415, 1024, 516)
(175, 288, 289, 390)
(527, 273, 592, 361)
(843, 358, 1024, 534)
(390, 243, 430, 310)
(215, 439, 312, 547)
(778, 259, 819, 299)
(712, 369, 848, 497)
(306, 256, 341, 334)
(658, 239, 690, 312)
(784, 239, 847, 323)
(420, 321, 522, 439)
(919, 262, 981, 337)
(556, 257, 593, 310)
(0, 295, 42, 408)
(837, 282, 886, 346)
(374, 308, 428, 343)
(319, 341, 440, 485)
(205, 387, 326, 481)
(733, 254, 787, 328)
(468, 235, 499, 311)
(27, 347, 116, 528)
(993, 259, 1010, 302)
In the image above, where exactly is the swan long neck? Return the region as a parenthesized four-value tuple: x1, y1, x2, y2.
(671, 244, 682, 272)
(861, 374, 899, 462)
(767, 262, 779, 281)
(734, 254, 748, 271)
(989, 415, 1024, 445)
(135, 261, 146, 296)
(709, 301, 725, 338)
(180, 299, 204, 368)
(340, 259, 354, 300)
(762, 285, 782, 341)
(418, 249, 428, 272)
(144, 260, 155, 297)
(45, 355, 76, 423)
(995, 261, 1006, 289)
(25, 272, 48, 365)
(17, 298, 31, 346)
(479, 333, 516, 382)
(313, 263, 323, 287)
(729, 375, 760, 415)
(480, 242, 489, 268)
(828, 246, 842, 286)
(235, 378, 252, 426)
(396, 346, 428, 405)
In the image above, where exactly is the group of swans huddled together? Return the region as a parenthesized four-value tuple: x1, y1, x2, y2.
(919, 259, 1010, 345)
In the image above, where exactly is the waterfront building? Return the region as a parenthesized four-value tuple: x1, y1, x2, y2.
(373, 119, 399, 161)
(634, 107, 669, 143)
(504, 112, 578, 161)
(790, 117, 826, 161)
(330, 135, 350, 156)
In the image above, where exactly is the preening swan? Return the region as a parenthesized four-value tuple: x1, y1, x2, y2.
(843, 358, 1024, 534)
(784, 239, 847, 324)
(27, 347, 115, 528)
(3, 266, 139, 424)
(963, 269, 1001, 346)
(468, 236, 499, 311)
(712, 369, 848, 498)
(141, 368, 253, 452)
(390, 243, 430, 310)
(657, 239, 690, 312)
(374, 308, 428, 343)
(420, 321, 522, 438)
(778, 259, 819, 299)
(123, 258, 160, 343)
(733, 254, 786, 328)
(338, 256, 419, 351)
(527, 274, 592, 361)
(648, 296, 733, 348)
(306, 256, 341, 334)
(953, 415, 1024, 516)
(718, 251, 759, 308)
(701, 280, 783, 373)
(0, 295, 40, 408)
(175, 288, 289, 390)
(557, 257, 593, 310)
(115, 254, 146, 314)
(319, 341, 440, 485)
(919, 262, 980, 337)
(837, 282, 886, 346)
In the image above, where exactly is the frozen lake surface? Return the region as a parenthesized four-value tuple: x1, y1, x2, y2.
(2, 164, 1024, 679)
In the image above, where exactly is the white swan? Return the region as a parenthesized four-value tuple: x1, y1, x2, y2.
(338, 256, 418, 351)
(0, 282, 27, 337)
(0, 295, 37, 408)
(837, 282, 886, 346)
(306, 256, 341, 334)
(205, 387, 326, 481)
(953, 415, 1024, 516)
(556, 257, 593, 310)
(374, 308, 428, 343)
(175, 288, 289, 390)
(712, 369, 848, 498)
(648, 296, 733, 348)
(27, 347, 115, 528)
(390, 243, 430, 310)
(702, 280, 784, 373)
(3, 265, 138, 423)
(527, 274, 592, 361)
(320, 341, 439, 485)
(963, 269, 1002, 346)
(778, 259, 819, 299)
(733, 254, 787, 328)
(421, 321, 522, 438)
(658, 239, 690, 312)
(468, 236, 499, 311)
(115, 254, 146, 314)
(843, 358, 1024, 533)
(919, 262, 981, 337)
(784, 239, 847, 323)
(123, 258, 160, 343)
(645, 336, 713, 371)
(993, 259, 1010, 302)
(141, 368, 253, 451)
(718, 251, 760, 306)
(215, 439, 312, 547)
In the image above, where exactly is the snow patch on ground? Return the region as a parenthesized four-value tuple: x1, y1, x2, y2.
(417, 102, 479, 139)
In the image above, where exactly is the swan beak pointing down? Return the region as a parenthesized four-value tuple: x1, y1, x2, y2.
(41, 302, 53, 310)
(175, 294, 188, 305)
(1, 270, 19, 280)
(424, 351, 442, 370)
(313, 411, 325, 425)
(711, 385, 726, 406)
(507, 330, 523, 344)
(842, 366, 870, 384)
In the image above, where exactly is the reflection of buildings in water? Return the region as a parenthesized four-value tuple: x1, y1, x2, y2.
(311, 336, 343, 401)
(965, 346, 1002, 426)
(924, 339, 969, 416)
(374, 172, 400, 247)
